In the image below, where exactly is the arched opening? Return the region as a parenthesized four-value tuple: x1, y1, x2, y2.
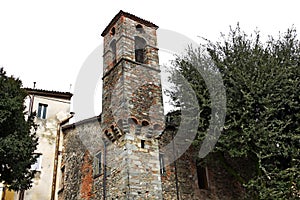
(136, 24, 144, 34)
(110, 27, 115, 36)
(142, 120, 150, 126)
(134, 36, 146, 63)
(110, 40, 117, 65)
(128, 117, 139, 125)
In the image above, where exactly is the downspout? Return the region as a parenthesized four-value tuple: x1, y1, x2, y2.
(28, 82, 36, 115)
(51, 114, 74, 200)
(103, 142, 107, 200)
(172, 130, 180, 200)
(28, 93, 35, 116)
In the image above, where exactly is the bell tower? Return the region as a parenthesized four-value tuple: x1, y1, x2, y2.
(101, 11, 164, 199)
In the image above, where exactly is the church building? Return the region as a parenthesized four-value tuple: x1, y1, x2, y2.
(58, 10, 244, 200)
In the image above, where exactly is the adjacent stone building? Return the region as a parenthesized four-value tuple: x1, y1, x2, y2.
(59, 10, 244, 200)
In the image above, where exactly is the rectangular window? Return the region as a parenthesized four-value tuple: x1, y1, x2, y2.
(93, 151, 102, 176)
(31, 153, 42, 171)
(59, 165, 65, 190)
(196, 160, 209, 189)
(37, 103, 48, 119)
(159, 153, 166, 175)
(141, 140, 145, 149)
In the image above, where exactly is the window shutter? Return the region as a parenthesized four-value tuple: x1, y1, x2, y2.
(37, 104, 42, 118)
(93, 156, 99, 175)
(42, 105, 47, 119)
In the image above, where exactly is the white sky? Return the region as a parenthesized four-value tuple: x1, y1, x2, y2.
(1, 0, 299, 117)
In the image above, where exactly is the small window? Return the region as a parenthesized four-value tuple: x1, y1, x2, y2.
(136, 24, 144, 33)
(31, 153, 42, 171)
(59, 166, 65, 190)
(159, 153, 166, 175)
(141, 140, 145, 149)
(196, 160, 209, 189)
(110, 27, 115, 36)
(93, 151, 102, 176)
(37, 103, 48, 119)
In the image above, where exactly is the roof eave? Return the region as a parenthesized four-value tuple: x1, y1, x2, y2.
(101, 10, 158, 37)
(25, 88, 73, 100)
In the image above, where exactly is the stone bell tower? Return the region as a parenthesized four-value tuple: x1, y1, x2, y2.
(101, 11, 164, 199)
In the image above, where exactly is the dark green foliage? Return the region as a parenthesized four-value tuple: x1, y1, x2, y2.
(0, 68, 38, 191)
(168, 26, 300, 199)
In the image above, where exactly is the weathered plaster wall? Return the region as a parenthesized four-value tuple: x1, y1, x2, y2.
(22, 95, 71, 200)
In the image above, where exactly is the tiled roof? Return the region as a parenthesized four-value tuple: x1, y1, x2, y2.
(24, 88, 73, 100)
(101, 10, 159, 37)
(62, 114, 102, 131)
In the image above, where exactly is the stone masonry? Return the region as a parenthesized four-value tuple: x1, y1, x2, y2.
(60, 11, 164, 200)
(59, 11, 246, 200)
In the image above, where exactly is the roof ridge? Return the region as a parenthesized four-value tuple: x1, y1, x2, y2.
(101, 10, 158, 37)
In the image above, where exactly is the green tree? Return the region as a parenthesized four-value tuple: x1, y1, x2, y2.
(168, 26, 300, 199)
(0, 68, 38, 191)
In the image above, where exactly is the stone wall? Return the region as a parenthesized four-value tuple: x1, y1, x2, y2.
(159, 113, 246, 200)
(59, 118, 102, 200)
(100, 11, 164, 199)
(60, 118, 163, 200)
(60, 10, 248, 200)
(103, 15, 159, 74)
(59, 128, 86, 200)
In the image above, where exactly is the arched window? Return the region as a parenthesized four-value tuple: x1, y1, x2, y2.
(110, 40, 117, 65)
(136, 24, 144, 34)
(134, 36, 146, 63)
(110, 27, 115, 36)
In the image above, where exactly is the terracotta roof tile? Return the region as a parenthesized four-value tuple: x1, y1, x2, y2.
(24, 88, 73, 100)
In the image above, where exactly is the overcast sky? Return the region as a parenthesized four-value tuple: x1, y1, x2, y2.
(1, 0, 299, 117)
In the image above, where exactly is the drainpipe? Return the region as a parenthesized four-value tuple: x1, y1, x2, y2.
(51, 113, 74, 200)
(28, 82, 36, 115)
(103, 142, 107, 200)
(172, 129, 180, 200)
(28, 94, 35, 116)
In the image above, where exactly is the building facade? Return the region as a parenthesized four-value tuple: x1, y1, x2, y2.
(1, 88, 73, 200)
(59, 10, 244, 200)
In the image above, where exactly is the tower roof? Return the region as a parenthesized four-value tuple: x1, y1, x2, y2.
(101, 10, 159, 37)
